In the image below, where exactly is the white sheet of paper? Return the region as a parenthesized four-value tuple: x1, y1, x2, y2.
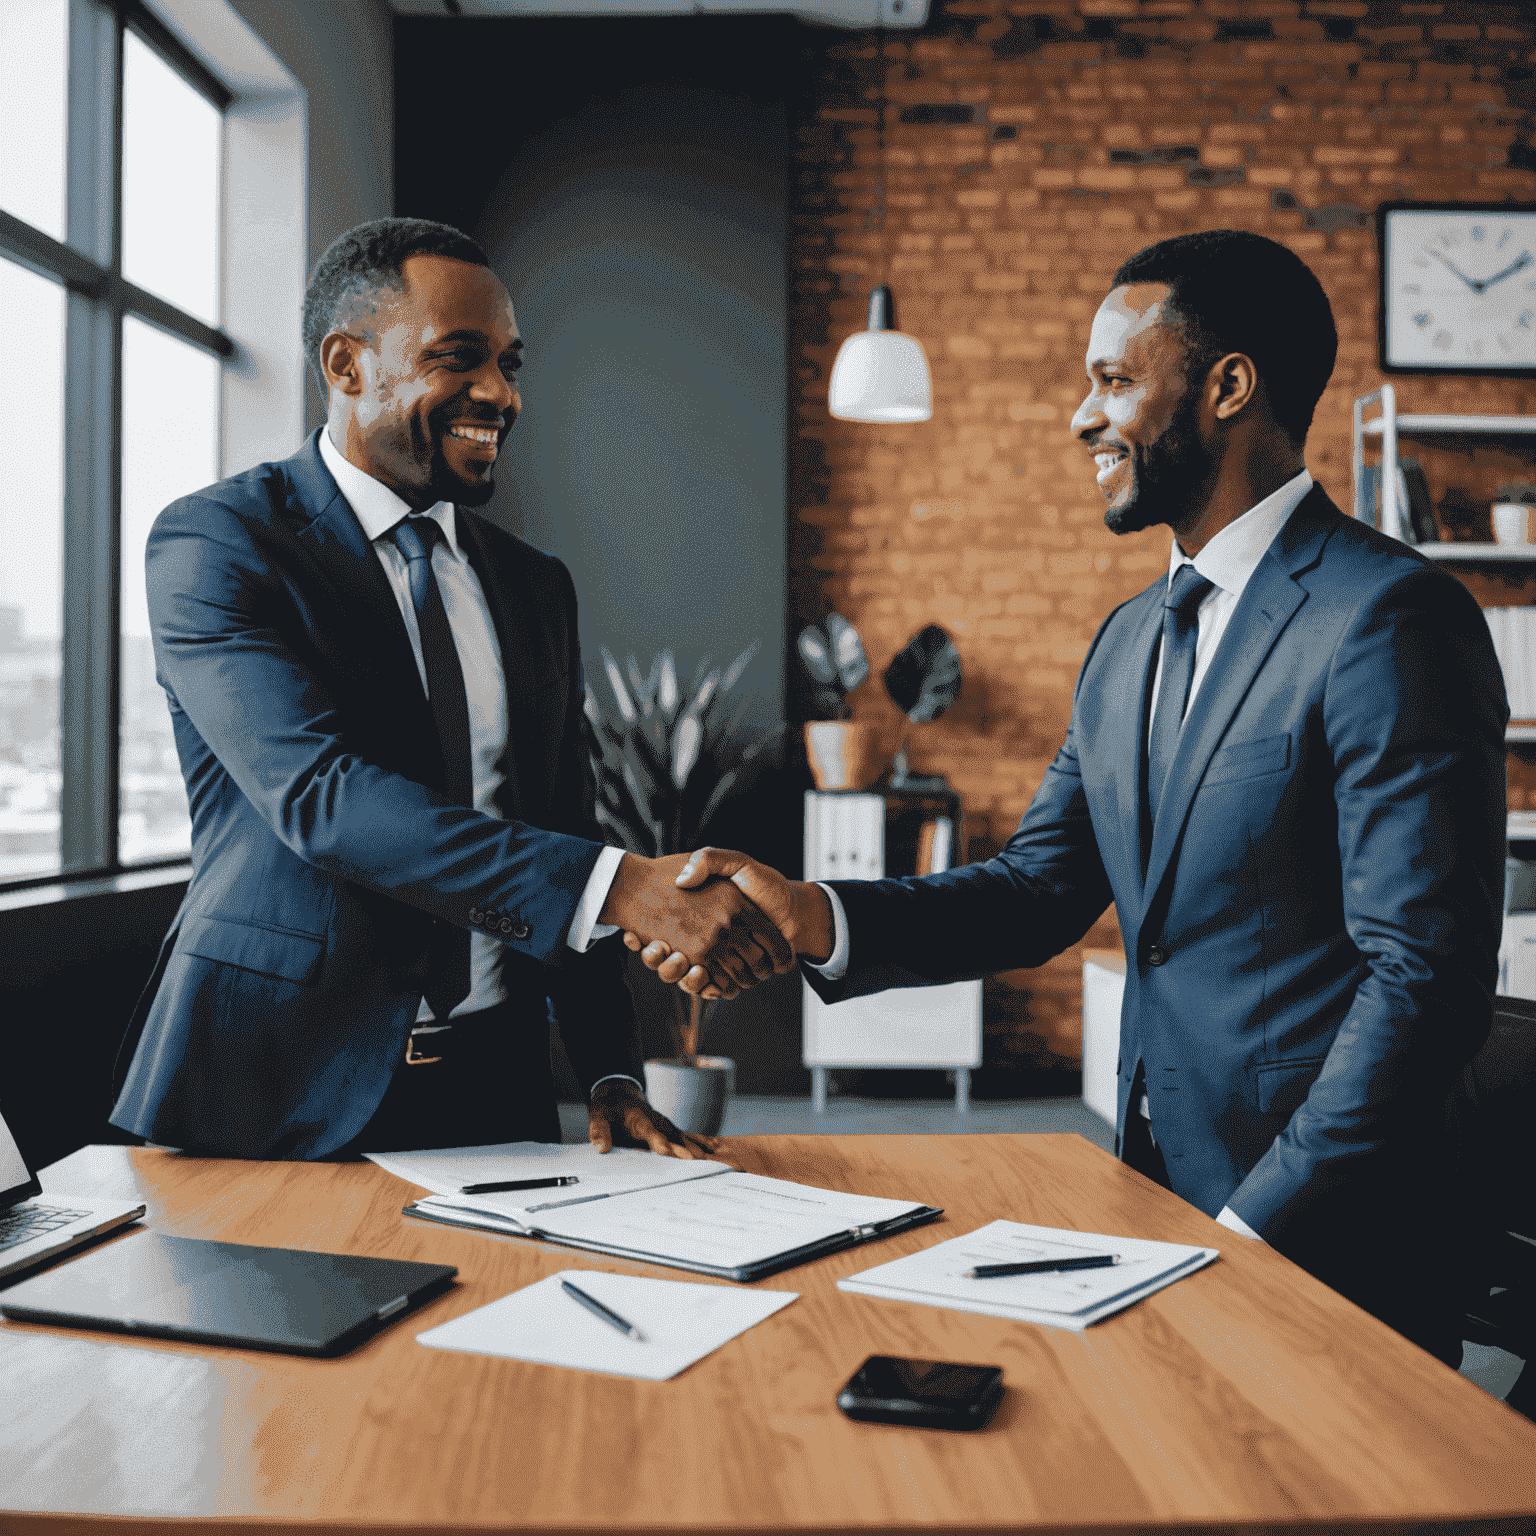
(364, 1141, 732, 1208)
(416, 1269, 798, 1381)
(838, 1219, 1217, 1330)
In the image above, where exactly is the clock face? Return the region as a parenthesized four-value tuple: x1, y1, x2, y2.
(1382, 205, 1536, 372)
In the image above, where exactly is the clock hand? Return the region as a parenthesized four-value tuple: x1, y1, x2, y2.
(1427, 247, 1485, 293)
(1480, 250, 1534, 290)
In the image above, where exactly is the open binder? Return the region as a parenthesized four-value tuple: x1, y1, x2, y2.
(401, 1166, 943, 1283)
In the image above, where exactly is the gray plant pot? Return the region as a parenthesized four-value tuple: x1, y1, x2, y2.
(643, 1056, 735, 1137)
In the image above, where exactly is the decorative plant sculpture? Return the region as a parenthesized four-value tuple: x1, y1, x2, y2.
(796, 612, 870, 719)
(882, 624, 963, 786)
(583, 643, 780, 1060)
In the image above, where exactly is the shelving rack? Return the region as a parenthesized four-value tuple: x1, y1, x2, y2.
(1353, 385, 1536, 746)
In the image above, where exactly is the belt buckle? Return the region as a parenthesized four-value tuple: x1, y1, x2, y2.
(405, 1025, 451, 1066)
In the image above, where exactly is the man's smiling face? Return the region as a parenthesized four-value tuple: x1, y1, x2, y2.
(1071, 282, 1214, 536)
(346, 252, 522, 510)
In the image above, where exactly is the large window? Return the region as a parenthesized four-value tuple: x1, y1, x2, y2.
(0, 0, 232, 886)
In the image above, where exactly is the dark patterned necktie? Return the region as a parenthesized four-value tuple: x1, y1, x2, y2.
(391, 514, 472, 1020)
(1146, 562, 1215, 823)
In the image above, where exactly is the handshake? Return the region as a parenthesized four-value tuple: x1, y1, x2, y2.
(596, 848, 835, 999)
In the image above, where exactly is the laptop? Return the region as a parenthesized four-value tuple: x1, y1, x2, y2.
(0, 1103, 146, 1285)
(0, 1232, 459, 1356)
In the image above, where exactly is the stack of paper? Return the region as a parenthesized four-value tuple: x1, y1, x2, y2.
(417, 1269, 798, 1381)
(364, 1141, 731, 1204)
(838, 1220, 1218, 1330)
(1484, 608, 1536, 720)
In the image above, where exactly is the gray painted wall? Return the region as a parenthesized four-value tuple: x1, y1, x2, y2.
(475, 83, 788, 728)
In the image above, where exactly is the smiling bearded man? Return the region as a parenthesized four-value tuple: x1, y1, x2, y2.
(109, 217, 792, 1163)
(635, 229, 1508, 1368)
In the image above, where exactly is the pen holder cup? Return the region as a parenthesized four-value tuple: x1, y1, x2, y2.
(643, 1056, 735, 1137)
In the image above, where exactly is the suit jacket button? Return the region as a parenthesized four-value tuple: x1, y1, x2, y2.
(511, 921, 530, 940)
(469, 908, 484, 925)
(1147, 944, 1167, 967)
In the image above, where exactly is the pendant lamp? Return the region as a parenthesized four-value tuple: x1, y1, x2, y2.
(828, 284, 933, 423)
(826, 34, 933, 424)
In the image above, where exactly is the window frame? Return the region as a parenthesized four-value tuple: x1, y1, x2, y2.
(0, 0, 234, 894)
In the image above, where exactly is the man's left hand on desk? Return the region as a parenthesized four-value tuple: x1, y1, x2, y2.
(588, 1078, 718, 1160)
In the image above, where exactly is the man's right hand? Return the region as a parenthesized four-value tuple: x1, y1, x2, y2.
(624, 848, 835, 997)
(598, 852, 794, 998)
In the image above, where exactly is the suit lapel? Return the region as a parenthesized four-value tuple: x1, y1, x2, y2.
(1115, 584, 1166, 891)
(1139, 487, 1337, 911)
(287, 432, 439, 763)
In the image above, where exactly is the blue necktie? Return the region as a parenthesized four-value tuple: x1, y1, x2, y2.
(391, 514, 472, 1020)
(1146, 563, 1215, 824)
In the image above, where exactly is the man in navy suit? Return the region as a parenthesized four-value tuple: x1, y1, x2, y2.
(640, 232, 1507, 1363)
(110, 218, 790, 1161)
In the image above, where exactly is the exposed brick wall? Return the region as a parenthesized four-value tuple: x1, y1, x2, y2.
(788, 0, 1536, 1070)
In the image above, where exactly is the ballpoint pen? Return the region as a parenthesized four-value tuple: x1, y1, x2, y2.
(459, 1176, 579, 1195)
(965, 1255, 1120, 1278)
(560, 1278, 648, 1342)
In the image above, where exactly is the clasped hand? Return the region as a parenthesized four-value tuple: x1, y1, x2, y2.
(598, 850, 801, 999)
(615, 848, 832, 998)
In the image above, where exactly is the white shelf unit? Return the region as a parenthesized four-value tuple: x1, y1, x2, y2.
(801, 790, 982, 1113)
(1354, 387, 1536, 742)
(1352, 384, 1536, 545)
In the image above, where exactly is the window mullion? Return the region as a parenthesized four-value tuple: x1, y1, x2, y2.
(57, 0, 121, 874)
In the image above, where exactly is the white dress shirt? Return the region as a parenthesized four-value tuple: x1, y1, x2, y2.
(317, 431, 628, 1054)
(809, 470, 1315, 1241)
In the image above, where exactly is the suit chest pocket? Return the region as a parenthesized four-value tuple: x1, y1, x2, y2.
(1202, 733, 1290, 789)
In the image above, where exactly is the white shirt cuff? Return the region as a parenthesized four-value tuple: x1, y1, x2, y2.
(567, 845, 625, 952)
(1215, 1205, 1262, 1240)
(805, 882, 850, 980)
(589, 1073, 645, 1098)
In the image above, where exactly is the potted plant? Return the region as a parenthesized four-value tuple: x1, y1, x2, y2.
(583, 643, 780, 1134)
(883, 623, 963, 788)
(797, 612, 880, 789)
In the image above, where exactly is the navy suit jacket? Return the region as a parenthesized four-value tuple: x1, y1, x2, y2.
(810, 488, 1506, 1294)
(110, 431, 641, 1158)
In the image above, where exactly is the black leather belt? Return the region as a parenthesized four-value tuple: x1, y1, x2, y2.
(404, 1002, 510, 1066)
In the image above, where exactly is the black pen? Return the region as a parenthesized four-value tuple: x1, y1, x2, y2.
(560, 1278, 647, 1342)
(459, 1175, 580, 1195)
(966, 1254, 1120, 1278)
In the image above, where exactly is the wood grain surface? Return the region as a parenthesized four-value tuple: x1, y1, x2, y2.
(2, 1134, 1534, 1536)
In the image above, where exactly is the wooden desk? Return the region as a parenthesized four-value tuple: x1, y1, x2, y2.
(3, 1134, 1534, 1534)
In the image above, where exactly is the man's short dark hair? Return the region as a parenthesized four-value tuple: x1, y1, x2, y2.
(1111, 230, 1338, 446)
(301, 218, 490, 393)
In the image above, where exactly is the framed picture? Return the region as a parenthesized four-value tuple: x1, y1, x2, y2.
(1378, 201, 1536, 374)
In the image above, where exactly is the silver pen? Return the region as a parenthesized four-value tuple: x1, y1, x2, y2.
(560, 1278, 648, 1342)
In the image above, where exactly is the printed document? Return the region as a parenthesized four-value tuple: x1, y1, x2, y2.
(416, 1269, 797, 1381)
(838, 1219, 1218, 1330)
(418, 1171, 929, 1273)
(365, 1141, 732, 1209)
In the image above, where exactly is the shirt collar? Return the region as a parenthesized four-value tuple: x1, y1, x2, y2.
(318, 425, 462, 558)
(1170, 468, 1313, 599)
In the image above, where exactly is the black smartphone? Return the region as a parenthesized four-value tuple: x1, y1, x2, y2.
(836, 1355, 1004, 1431)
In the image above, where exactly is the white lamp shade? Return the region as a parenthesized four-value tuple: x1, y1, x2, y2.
(828, 328, 933, 423)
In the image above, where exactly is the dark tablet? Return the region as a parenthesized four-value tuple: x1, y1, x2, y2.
(0, 1231, 457, 1356)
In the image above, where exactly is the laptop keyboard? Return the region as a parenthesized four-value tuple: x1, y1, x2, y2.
(0, 1203, 91, 1252)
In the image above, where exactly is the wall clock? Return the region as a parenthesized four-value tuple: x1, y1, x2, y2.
(1378, 201, 1536, 374)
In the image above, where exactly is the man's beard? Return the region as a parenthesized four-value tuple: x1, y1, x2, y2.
(1103, 384, 1212, 536)
(390, 412, 500, 508)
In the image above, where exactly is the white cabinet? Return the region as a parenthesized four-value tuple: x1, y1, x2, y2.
(801, 789, 982, 1112)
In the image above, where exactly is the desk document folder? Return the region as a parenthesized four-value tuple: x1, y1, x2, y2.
(403, 1166, 942, 1282)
